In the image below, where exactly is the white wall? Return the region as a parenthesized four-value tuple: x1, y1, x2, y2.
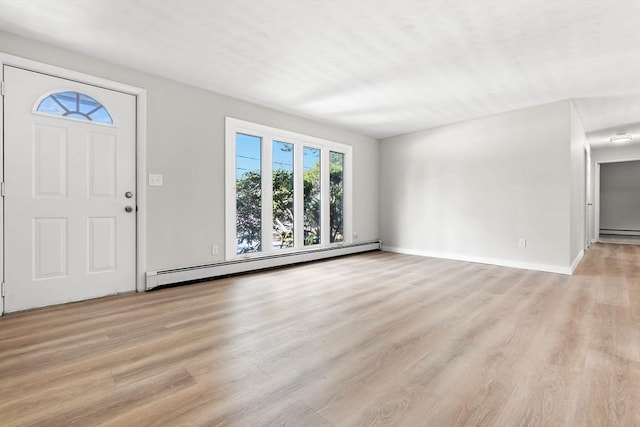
(599, 161, 640, 234)
(0, 31, 379, 271)
(380, 101, 576, 273)
(591, 145, 640, 163)
(569, 102, 587, 263)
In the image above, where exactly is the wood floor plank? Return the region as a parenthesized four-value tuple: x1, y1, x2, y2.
(0, 243, 638, 426)
(495, 363, 582, 427)
(574, 349, 640, 426)
(589, 302, 640, 362)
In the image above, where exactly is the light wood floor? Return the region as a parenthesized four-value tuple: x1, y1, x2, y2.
(1, 243, 638, 426)
(598, 234, 640, 245)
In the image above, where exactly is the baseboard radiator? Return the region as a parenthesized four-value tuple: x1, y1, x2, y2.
(145, 240, 381, 290)
(600, 229, 640, 236)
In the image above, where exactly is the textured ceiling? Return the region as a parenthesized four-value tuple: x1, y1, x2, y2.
(1, 0, 639, 144)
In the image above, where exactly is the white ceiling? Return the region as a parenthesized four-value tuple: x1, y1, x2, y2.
(1, 0, 639, 144)
(573, 95, 640, 148)
(585, 121, 640, 149)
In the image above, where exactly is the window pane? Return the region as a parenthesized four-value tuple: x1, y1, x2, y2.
(303, 147, 321, 246)
(272, 141, 294, 249)
(36, 91, 113, 124)
(37, 96, 67, 116)
(54, 92, 78, 112)
(78, 93, 99, 114)
(236, 133, 262, 254)
(330, 151, 344, 243)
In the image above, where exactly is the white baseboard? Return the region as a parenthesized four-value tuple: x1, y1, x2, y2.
(570, 250, 584, 274)
(382, 246, 572, 275)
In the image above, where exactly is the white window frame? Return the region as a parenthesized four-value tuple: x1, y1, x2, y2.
(225, 117, 352, 260)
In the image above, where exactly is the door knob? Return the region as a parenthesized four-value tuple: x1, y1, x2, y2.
(125, 206, 133, 213)
(125, 191, 133, 198)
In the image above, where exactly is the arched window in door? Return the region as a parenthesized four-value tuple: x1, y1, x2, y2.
(36, 91, 113, 124)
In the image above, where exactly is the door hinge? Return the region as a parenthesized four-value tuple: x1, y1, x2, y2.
(1, 81, 4, 96)
(1, 182, 5, 197)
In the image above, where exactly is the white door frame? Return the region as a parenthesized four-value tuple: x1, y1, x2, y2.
(584, 148, 591, 249)
(594, 162, 601, 243)
(594, 156, 640, 242)
(0, 53, 147, 314)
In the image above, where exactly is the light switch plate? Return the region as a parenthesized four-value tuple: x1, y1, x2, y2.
(148, 174, 163, 186)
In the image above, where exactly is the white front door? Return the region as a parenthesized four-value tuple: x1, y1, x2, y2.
(3, 66, 137, 312)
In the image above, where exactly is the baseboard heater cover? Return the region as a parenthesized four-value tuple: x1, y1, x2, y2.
(599, 229, 640, 236)
(145, 240, 381, 290)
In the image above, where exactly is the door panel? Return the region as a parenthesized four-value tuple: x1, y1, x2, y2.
(3, 66, 137, 312)
(88, 217, 117, 273)
(34, 124, 68, 197)
(88, 133, 117, 198)
(33, 218, 68, 279)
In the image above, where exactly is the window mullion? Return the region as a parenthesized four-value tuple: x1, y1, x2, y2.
(321, 148, 331, 246)
(294, 142, 304, 250)
(262, 134, 274, 254)
(344, 149, 353, 244)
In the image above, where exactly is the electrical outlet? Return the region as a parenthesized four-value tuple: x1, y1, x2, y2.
(353, 232, 358, 240)
(518, 238, 527, 248)
(148, 173, 163, 186)
(211, 244, 219, 255)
